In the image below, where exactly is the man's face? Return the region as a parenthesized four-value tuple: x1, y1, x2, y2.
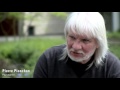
(66, 31, 98, 64)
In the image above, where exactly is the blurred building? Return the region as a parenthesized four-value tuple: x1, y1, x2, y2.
(22, 12, 120, 36)
(23, 12, 67, 36)
(0, 12, 120, 37)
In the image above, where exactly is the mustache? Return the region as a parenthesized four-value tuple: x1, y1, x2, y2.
(69, 48, 85, 54)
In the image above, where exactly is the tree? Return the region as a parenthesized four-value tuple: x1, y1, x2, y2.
(0, 12, 24, 41)
(0, 12, 68, 40)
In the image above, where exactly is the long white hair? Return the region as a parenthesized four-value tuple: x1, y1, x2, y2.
(59, 12, 109, 67)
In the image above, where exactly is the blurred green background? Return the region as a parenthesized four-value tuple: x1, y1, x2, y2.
(0, 36, 65, 78)
(0, 12, 120, 78)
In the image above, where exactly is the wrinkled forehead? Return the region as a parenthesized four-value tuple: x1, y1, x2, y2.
(68, 30, 89, 38)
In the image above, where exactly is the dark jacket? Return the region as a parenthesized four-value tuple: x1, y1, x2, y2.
(33, 44, 120, 78)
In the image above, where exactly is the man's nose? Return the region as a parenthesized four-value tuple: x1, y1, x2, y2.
(72, 41, 82, 50)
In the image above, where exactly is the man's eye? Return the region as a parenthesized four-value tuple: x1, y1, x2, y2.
(69, 36, 75, 40)
(82, 39, 90, 42)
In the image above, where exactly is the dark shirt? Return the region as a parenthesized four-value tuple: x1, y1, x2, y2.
(33, 44, 120, 78)
(67, 55, 94, 77)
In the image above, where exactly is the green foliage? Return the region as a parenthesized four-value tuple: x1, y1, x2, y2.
(24, 12, 43, 20)
(0, 41, 38, 64)
(0, 36, 65, 78)
(106, 31, 120, 59)
(51, 12, 68, 19)
(107, 31, 120, 39)
(0, 59, 10, 77)
(0, 43, 14, 59)
(7, 45, 35, 64)
(0, 12, 68, 23)
(0, 12, 8, 22)
(109, 44, 120, 59)
(7, 12, 23, 19)
(0, 12, 23, 22)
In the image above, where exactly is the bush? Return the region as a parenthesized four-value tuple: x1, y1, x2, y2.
(0, 36, 65, 78)
(7, 45, 35, 64)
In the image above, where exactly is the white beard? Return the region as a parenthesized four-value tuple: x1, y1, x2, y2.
(67, 48, 95, 63)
